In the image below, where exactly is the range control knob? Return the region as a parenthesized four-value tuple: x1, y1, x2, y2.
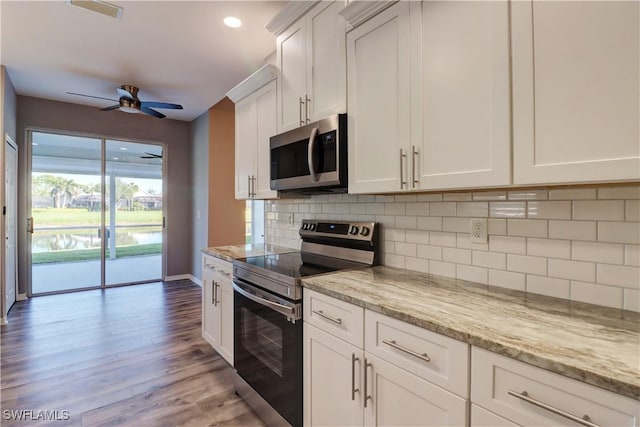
(308, 223, 316, 231)
(349, 225, 359, 235)
(360, 226, 370, 237)
(302, 223, 309, 230)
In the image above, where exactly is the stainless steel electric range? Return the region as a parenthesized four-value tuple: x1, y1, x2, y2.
(232, 220, 380, 427)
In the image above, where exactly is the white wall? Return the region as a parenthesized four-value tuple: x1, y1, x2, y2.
(266, 185, 640, 312)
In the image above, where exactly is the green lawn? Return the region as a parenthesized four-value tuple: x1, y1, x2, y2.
(32, 208, 162, 227)
(32, 243, 162, 264)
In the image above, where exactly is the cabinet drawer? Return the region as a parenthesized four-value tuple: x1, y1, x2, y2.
(364, 310, 469, 397)
(202, 255, 232, 279)
(471, 347, 640, 427)
(471, 404, 518, 427)
(304, 289, 364, 348)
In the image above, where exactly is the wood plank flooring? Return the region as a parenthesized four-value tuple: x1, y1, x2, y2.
(0, 280, 265, 427)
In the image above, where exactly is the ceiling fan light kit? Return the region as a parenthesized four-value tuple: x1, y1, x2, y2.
(67, 0, 123, 20)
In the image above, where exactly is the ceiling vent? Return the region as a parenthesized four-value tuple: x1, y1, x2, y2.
(67, 0, 123, 19)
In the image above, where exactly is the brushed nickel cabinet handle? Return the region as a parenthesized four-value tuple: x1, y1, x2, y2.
(211, 280, 216, 306)
(411, 145, 419, 188)
(382, 339, 431, 363)
(363, 358, 372, 408)
(507, 390, 599, 427)
(299, 97, 305, 126)
(312, 309, 342, 325)
(400, 149, 407, 189)
(305, 94, 311, 123)
(351, 353, 359, 401)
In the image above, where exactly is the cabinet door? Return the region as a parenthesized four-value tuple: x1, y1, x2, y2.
(306, 0, 347, 122)
(304, 323, 364, 427)
(201, 270, 219, 349)
(217, 278, 234, 365)
(254, 81, 279, 199)
(347, 2, 412, 194)
(277, 19, 307, 132)
(414, 0, 510, 190)
(363, 354, 468, 427)
(235, 95, 256, 199)
(512, 1, 640, 184)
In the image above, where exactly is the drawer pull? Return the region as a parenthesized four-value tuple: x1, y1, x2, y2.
(312, 310, 342, 325)
(382, 339, 431, 363)
(507, 390, 599, 427)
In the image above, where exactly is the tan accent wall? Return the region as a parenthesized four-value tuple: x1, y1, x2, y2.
(208, 97, 245, 246)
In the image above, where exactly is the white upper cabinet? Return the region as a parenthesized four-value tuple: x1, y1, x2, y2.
(347, 1, 511, 194)
(347, 1, 412, 194)
(414, 0, 511, 190)
(228, 65, 279, 200)
(276, 1, 346, 133)
(512, 1, 640, 185)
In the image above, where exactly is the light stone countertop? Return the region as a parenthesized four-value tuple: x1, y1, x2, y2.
(201, 244, 297, 263)
(301, 265, 640, 400)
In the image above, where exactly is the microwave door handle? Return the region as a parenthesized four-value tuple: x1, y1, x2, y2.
(307, 127, 319, 182)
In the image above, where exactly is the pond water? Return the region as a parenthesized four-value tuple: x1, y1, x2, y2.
(32, 230, 162, 252)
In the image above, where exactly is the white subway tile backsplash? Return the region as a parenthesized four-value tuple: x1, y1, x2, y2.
(489, 269, 525, 291)
(573, 200, 625, 221)
(597, 264, 640, 289)
(625, 245, 640, 266)
(508, 190, 548, 200)
(489, 236, 526, 254)
(572, 241, 624, 265)
(548, 259, 595, 282)
(571, 281, 623, 309)
(417, 216, 443, 231)
(526, 275, 571, 299)
(457, 264, 488, 284)
(598, 186, 640, 200)
(548, 188, 596, 200)
(507, 219, 548, 238)
(473, 251, 506, 269)
(489, 201, 526, 218)
(548, 220, 596, 241)
(626, 200, 640, 221)
(443, 247, 471, 265)
(623, 289, 640, 312)
(406, 202, 430, 216)
(430, 202, 457, 217)
(443, 192, 472, 201)
(429, 260, 456, 278)
(417, 244, 442, 261)
(598, 222, 640, 244)
(267, 185, 640, 311)
(443, 217, 470, 233)
(527, 201, 571, 219)
(507, 254, 547, 275)
(527, 238, 571, 259)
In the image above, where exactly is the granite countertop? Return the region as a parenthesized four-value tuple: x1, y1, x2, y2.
(201, 244, 297, 263)
(302, 266, 640, 400)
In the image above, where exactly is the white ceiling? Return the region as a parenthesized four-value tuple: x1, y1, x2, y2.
(1, 0, 286, 121)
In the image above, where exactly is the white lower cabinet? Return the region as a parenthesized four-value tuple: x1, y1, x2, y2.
(201, 254, 234, 365)
(471, 347, 640, 427)
(303, 289, 469, 426)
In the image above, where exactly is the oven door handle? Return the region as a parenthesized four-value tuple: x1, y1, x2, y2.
(232, 281, 297, 318)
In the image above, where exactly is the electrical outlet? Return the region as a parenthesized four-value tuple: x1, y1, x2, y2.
(469, 218, 488, 243)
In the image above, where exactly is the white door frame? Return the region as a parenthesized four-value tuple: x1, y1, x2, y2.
(2, 134, 18, 324)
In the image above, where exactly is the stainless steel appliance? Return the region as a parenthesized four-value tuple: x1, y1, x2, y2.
(270, 114, 347, 193)
(232, 220, 379, 427)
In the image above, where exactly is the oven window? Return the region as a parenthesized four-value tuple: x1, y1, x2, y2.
(240, 306, 283, 377)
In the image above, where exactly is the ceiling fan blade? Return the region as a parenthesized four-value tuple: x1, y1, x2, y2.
(100, 105, 120, 111)
(141, 106, 166, 119)
(141, 101, 183, 110)
(117, 87, 135, 100)
(67, 92, 118, 102)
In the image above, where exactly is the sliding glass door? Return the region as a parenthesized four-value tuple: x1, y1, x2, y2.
(29, 131, 164, 295)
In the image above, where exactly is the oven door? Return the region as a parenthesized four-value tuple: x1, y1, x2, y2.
(233, 278, 302, 427)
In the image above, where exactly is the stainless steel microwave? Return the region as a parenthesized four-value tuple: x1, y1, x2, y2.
(270, 114, 347, 193)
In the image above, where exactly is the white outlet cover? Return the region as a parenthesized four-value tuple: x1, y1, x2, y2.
(469, 218, 488, 243)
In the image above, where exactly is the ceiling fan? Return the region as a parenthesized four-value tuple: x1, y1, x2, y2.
(140, 152, 162, 159)
(67, 85, 183, 119)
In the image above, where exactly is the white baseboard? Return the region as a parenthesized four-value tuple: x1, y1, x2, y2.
(164, 274, 191, 282)
(1, 316, 7, 326)
(16, 293, 27, 301)
(190, 275, 202, 287)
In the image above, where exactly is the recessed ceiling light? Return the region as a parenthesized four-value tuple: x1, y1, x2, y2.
(224, 16, 242, 28)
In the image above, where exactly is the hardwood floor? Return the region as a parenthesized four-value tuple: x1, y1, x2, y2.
(0, 280, 265, 427)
